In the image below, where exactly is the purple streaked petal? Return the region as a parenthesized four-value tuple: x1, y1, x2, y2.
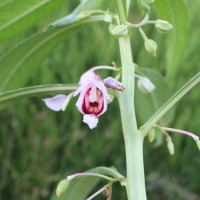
(42, 94, 68, 111)
(83, 114, 98, 129)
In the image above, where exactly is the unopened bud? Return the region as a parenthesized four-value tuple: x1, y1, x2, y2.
(196, 140, 200, 151)
(56, 179, 70, 198)
(144, 39, 157, 56)
(167, 140, 174, 155)
(137, 77, 155, 94)
(103, 77, 125, 92)
(109, 24, 128, 37)
(155, 20, 173, 32)
(76, 11, 91, 20)
(149, 129, 155, 143)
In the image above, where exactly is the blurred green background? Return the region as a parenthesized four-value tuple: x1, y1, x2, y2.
(0, 0, 199, 200)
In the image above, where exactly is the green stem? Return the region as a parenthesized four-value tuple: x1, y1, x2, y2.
(115, 0, 147, 199)
(118, 35, 147, 200)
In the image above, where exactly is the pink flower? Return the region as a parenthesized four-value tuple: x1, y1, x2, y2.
(43, 70, 110, 129)
(74, 72, 110, 129)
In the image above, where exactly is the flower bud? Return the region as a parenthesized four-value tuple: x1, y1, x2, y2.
(109, 24, 128, 37)
(144, 39, 157, 56)
(196, 140, 200, 151)
(103, 77, 125, 92)
(167, 140, 174, 155)
(149, 129, 155, 143)
(76, 11, 91, 20)
(137, 77, 155, 94)
(155, 20, 173, 32)
(56, 179, 70, 198)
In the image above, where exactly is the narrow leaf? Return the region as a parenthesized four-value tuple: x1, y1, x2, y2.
(142, 72, 200, 135)
(0, 16, 103, 92)
(0, 0, 66, 41)
(49, 0, 103, 28)
(0, 84, 78, 105)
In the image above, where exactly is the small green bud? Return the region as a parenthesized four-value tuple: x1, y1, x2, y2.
(137, 77, 155, 94)
(149, 129, 155, 143)
(155, 20, 173, 32)
(196, 140, 200, 151)
(109, 24, 128, 37)
(144, 39, 157, 56)
(167, 141, 174, 155)
(76, 11, 91, 20)
(56, 179, 70, 198)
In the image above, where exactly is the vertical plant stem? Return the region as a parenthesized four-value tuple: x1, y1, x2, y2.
(118, 35, 147, 200)
(115, 0, 147, 199)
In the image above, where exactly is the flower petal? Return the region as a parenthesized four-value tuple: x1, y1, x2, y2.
(79, 70, 96, 84)
(94, 80, 110, 101)
(93, 80, 109, 116)
(83, 114, 98, 129)
(75, 85, 90, 114)
(42, 94, 68, 111)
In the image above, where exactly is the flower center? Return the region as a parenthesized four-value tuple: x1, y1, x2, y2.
(82, 86, 104, 115)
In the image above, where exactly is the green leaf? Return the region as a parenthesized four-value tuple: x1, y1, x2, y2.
(0, 0, 66, 41)
(49, 0, 103, 28)
(135, 68, 174, 126)
(51, 166, 124, 200)
(142, 72, 200, 135)
(154, 0, 189, 77)
(0, 84, 79, 105)
(0, 16, 103, 92)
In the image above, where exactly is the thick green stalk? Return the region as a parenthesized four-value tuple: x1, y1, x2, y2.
(118, 36, 147, 200)
(115, 0, 147, 199)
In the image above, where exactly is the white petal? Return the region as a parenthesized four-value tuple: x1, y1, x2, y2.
(83, 114, 98, 129)
(79, 70, 96, 84)
(42, 94, 68, 111)
(89, 86, 97, 102)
